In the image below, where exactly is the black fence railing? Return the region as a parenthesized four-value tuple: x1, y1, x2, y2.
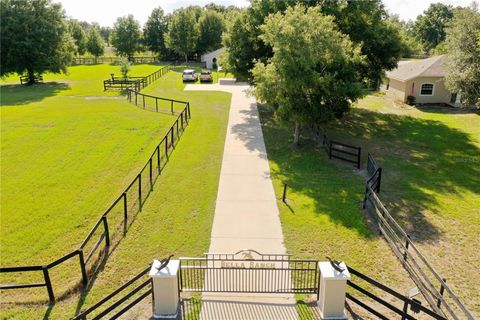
(73, 266, 152, 320)
(347, 266, 448, 320)
(322, 134, 362, 169)
(363, 174, 474, 319)
(103, 64, 172, 91)
(19, 74, 43, 85)
(0, 100, 191, 304)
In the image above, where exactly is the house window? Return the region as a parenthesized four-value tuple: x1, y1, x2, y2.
(420, 83, 434, 96)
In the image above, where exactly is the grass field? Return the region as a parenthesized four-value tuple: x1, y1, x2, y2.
(0, 66, 231, 318)
(259, 94, 479, 316)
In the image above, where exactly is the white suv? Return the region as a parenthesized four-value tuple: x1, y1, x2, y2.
(182, 69, 197, 82)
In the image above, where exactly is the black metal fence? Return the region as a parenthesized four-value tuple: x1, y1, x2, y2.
(179, 250, 319, 295)
(322, 134, 361, 169)
(347, 266, 448, 320)
(0, 100, 191, 304)
(363, 159, 474, 319)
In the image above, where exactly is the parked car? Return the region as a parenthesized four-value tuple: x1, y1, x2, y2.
(182, 69, 197, 82)
(199, 69, 213, 82)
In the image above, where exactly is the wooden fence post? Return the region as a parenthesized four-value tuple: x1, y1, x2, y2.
(123, 192, 128, 233)
(171, 100, 174, 114)
(403, 235, 411, 265)
(170, 127, 174, 147)
(78, 249, 88, 286)
(138, 174, 142, 211)
(149, 158, 153, 190)
(42, 267, 55, 303)
(157, 145, 161, 173)
(357, 147, 361, 169)
(437, 279, 447, 308)
(103, 216, 110, 247)
(328, 141, 333, 159)
(156, 98, 158, 112)
(143, 95, 145, 109)
(282, 183, 288, 203)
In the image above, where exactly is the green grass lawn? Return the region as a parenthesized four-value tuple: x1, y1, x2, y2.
(0, 67, 231, 318)
(1, 64, 173, 305)
(259, 94, 479, 316)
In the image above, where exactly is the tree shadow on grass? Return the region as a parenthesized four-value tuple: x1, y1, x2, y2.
(0, 82, 69, 106)
(255, 104, 479, 243)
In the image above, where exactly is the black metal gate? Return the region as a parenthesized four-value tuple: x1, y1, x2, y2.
(179, 249, 319, 295)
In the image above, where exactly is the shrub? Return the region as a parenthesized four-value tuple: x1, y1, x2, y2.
(406, 95, 416, 105)
(119, 57, 131, 79)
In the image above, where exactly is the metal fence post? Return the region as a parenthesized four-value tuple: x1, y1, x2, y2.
(176, 119, 179, 138)
(78, 249, 88, 286)
(156, 98, 158, 112)
(282, 183, 288, 203)
(143, 95, 146, 109)
(170, 127, 174, 147)
(42, 267, 55, 303)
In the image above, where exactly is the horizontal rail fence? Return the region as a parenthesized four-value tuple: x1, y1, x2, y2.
(0, 100, 191, 304)
(72, 56, 163, 65)
(103, 64, 172, 91)
(73, 266, 152, 320)
(127, 89, 189, 115)
(347, 266, 448, 320)
(322, 134, 361, 169)
(179, 250, 318, 295)
(364, 185, 475, 319)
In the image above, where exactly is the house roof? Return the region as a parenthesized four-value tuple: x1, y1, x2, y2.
(386, 55, 446, 82)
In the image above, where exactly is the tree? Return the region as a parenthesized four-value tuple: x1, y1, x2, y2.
(143, 7, 168, 56)
(413, 3, 453, 52)
(0, 0, 75, 84)
(86, 28, 105, 58)
(222, 0, 405, 87)
(68, 20, 87, 55)
(252, 5, 364, 146)
(165, 9, 198, 62)
(444, 6, 480, 105)
(111, 15, 141, 60)
(196, 10, 225, 54)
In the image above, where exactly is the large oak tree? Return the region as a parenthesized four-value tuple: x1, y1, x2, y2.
(0, 0, 75, 84)
(252, 5, 364, 145)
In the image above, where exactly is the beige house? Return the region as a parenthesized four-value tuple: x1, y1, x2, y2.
(385, 55, 460, 105)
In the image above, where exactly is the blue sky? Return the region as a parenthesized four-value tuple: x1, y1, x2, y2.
(57, 0, 476, 27)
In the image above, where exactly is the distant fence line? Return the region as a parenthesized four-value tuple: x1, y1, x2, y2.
(72, 56, 161, 65)
(0, 65, 192, 304)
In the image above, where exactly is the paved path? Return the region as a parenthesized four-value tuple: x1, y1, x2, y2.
(184, 82, 298, 320)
